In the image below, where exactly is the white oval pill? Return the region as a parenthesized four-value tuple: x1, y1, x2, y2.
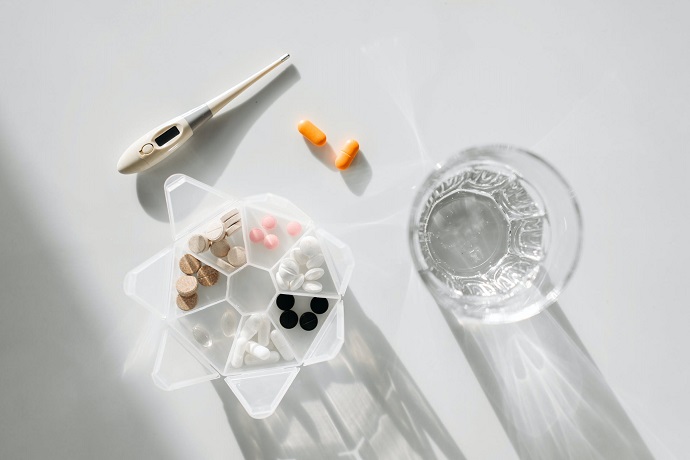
(306, 254, 324, 269)
(275, 272, 289, 290)
(289, 274, 304, 291)
(278, 259, 300, 282)
(303, 281, 323, 293)
(304, 267, 324, 280)
(291, 247, 309, 265)
(299, 236, 320, 257)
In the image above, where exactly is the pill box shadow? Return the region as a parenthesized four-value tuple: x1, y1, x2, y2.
(136, 65, 301, 222)
(0, 176, 176, 459)
(441, 302, 654, 459)
(212, 291, 466, 460)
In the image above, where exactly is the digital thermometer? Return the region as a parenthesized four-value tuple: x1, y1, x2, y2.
(117, 53, 290, 174)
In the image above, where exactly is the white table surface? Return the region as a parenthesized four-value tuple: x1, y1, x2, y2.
(1, 1, 688, 458)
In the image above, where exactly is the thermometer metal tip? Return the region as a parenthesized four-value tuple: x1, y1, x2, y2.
(117, 53, 291, 174)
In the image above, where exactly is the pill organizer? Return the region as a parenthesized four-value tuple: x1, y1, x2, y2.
(123, 174, 354, 418)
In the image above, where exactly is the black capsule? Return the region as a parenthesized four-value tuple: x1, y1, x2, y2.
(280, 310, 298, 329)
(310, 297, 329, 314)
(300, 312, 318, 331)
(276, 294, 295, 311)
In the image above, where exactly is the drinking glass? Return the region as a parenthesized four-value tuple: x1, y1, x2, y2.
(409, 145, 582, 323)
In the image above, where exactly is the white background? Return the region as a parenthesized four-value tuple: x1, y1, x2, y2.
(1, 0, 688, 458)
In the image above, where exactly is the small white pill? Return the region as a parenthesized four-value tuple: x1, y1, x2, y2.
(245, 350, 280, 365)
(290, 274, 305, 291)
(304, 267, 324, 280)
(278, 259, 300, 282)
(303, 281, 323, 293)
(225, 222, 242, 237)
(205, 221, 226, 242)
(306, 254, 324, 269)
(257, 315, 270, 346)
(245, 340, 270, 360)
(230, 338, 247, 368)
(291, 247, 309, 265)
(275, 272, 289, 290)
(299, 236, 320, 258)
(270, 329, 295, 361)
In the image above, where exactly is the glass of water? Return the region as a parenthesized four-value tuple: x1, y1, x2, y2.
(409, 145, 582, 323)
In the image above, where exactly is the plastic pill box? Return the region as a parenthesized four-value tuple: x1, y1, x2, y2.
(124, 174, 354, 418)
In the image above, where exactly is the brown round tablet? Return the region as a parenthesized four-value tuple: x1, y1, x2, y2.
(179, 254, 202, 275)
(176, 275, 198, 297)
(188, 234, 209, 253)
(198, 265, 219, 286)
(227, 246, 246, 267)
(176, 293, 198, 311)
(210, 239, 231, 258)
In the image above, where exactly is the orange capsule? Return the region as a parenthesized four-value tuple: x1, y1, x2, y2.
(335, 139, 360, 170)
(297, 120, 327, 146)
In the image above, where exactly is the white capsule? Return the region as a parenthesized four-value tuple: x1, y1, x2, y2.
(304, 267, 324, 281)
(291, 247, 309, 265)
(275, 272, 289, 290)
(270, 329, 295, 361)
(306, 254, 324, 269)
(239, 315, 262, 341)
(299, 236, 320, 258)
(278, 259, 300, 282)
(230, 337, 247, 368)
(257, 315, 270, 346)
(303, 281, 323, 293)
(245, 350, 280, 365)
(245, 340, 270, 360)
(290, 274, 305, 291)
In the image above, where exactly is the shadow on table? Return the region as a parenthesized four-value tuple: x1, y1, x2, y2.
(136, 64, 300, 222)
(442, 303, 654, 460)
(213, 292, 465, 460)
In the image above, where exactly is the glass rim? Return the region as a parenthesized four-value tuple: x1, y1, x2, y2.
(408, 144, 583, 324)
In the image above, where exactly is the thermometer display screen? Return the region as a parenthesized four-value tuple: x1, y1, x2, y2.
(155, 126, 180, 146)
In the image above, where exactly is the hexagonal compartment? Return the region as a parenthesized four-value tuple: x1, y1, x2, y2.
(169, 243, 229, 318)
(243, 204, 310, 270)
(169, 301, 242, 371)
(176, 206, 248, 276)
(226, 265, 276, 315)
(270, 231, 340, 298)
(223, 313, 298, 374)
(266, 294, 336, 362)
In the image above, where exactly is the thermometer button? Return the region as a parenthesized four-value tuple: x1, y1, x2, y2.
(140, 143, 154, 155)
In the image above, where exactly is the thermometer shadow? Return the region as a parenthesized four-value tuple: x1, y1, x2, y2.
(213, 291, 466, 460)
(442, 302, 654, 459)
(135, 65, 301, 222)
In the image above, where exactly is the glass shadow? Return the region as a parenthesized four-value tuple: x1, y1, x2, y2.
(442, 302, 654, 459)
